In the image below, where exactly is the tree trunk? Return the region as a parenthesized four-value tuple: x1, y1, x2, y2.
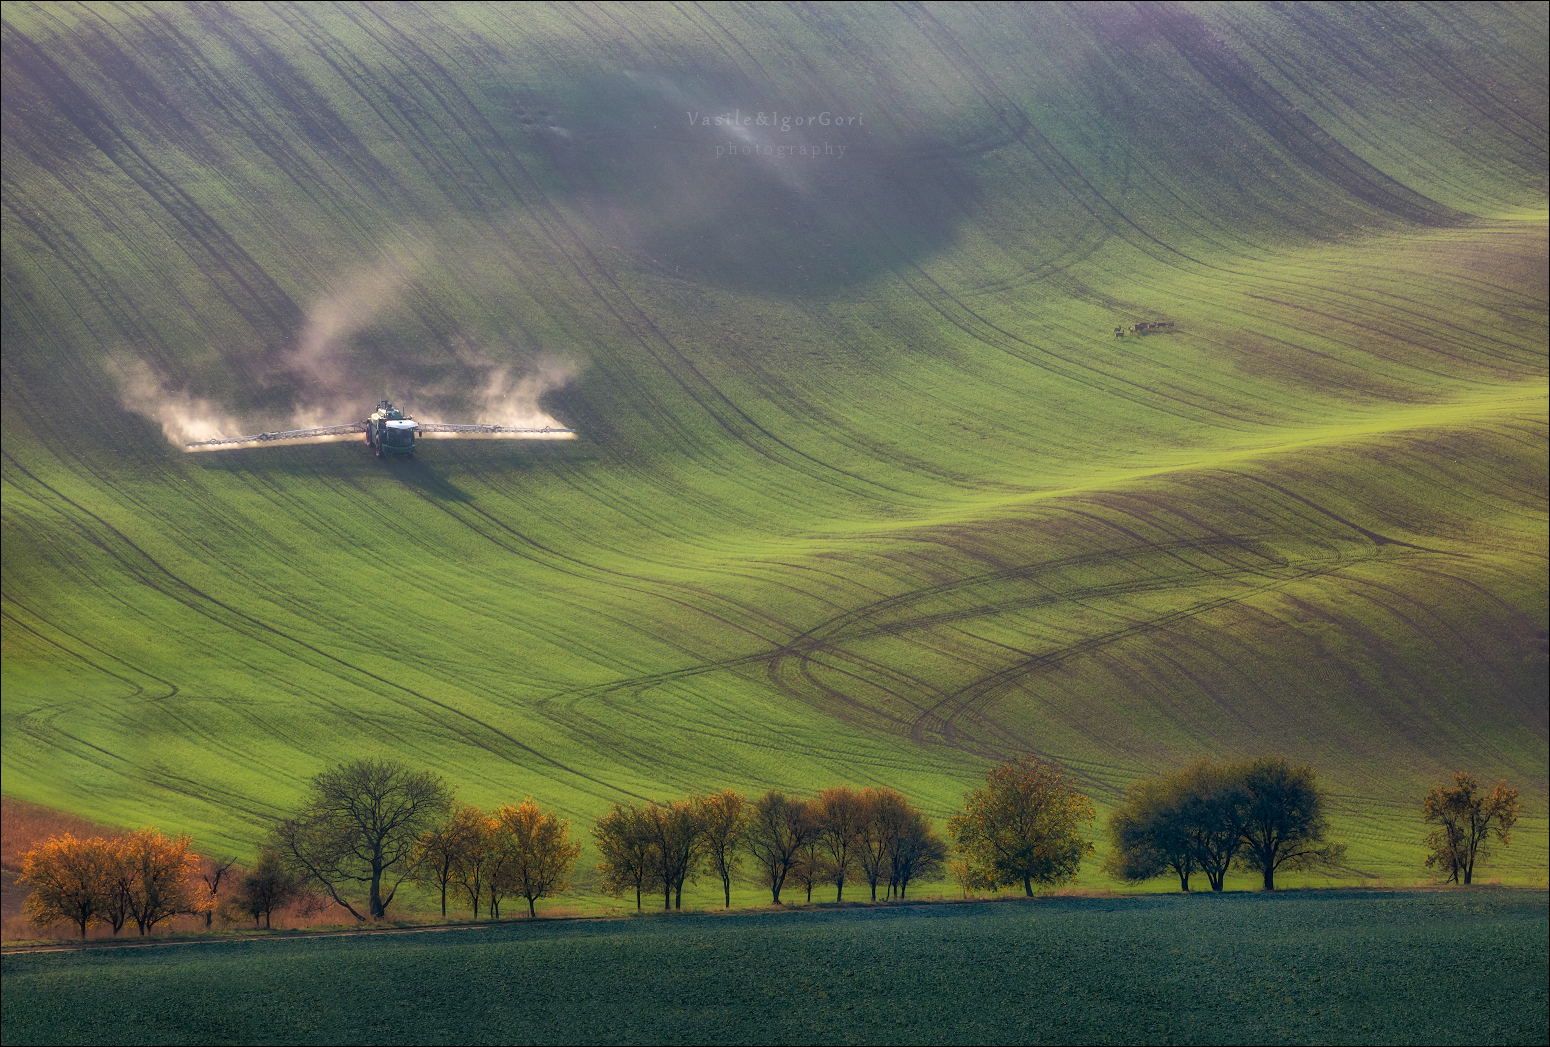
(1178, 867, 1190, 892)
(674, 882, 684, 910)
(527, 896, 536, 918)
(440, 884, 447, 917)
(1023, 875, 1033, 897)
(723, 876, 732, 909)
(369, 864, 385, 920)
(1262, 866, 1275, 891)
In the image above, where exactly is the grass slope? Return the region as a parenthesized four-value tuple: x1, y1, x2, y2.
(3, 892, 1547, 1045)
(2, 3, 1546, 879)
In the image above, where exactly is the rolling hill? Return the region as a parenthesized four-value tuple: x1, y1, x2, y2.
(2, 1, 1546, 881)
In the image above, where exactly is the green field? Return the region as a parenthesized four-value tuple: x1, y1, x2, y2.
(3, 892, 1547, 1045)
(2, 1, 1546, 885)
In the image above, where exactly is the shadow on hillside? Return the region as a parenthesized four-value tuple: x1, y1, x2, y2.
(520, 70, 1003, 295)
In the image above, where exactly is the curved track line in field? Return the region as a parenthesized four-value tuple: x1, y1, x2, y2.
(1242, 292, 1536, 375)
(0, 596, 175, 701)
(896, 2, 1225, 274)
(3, 19, 301, 341)
(1219, 470, 1462, 555)
(542, 524, 1387, 771)
(898, 555, 1371, 755)
(336, 4, 911, 503)
(1, 451, 636, 800)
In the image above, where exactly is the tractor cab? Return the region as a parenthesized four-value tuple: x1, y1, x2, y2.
(365, 399, 419, 456)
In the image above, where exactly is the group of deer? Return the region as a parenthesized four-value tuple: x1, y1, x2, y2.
(1113, 320, 1176, 337)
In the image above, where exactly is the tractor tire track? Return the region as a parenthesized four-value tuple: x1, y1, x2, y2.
(2, 450, 630, 799)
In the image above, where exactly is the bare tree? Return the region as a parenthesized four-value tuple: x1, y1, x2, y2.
(697, 791, 747, 909)
(593, 803, 661, 911)
(1423, 772, 1522, 884)
(745, 791, 817, 904)
(411, 803, 483, 917)
(856, 788, 909, 902)
(272, 759, 452, 921)
(200, 855, 240, 928)
(814, 786, 867, 902)
(642, 799, 706, 910)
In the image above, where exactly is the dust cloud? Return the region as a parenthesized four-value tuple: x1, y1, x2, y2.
(115, 249, 578, 449)
(419, 346, 577, 438)
(112, 359, 249, 448)
(278, 251, 419, 431)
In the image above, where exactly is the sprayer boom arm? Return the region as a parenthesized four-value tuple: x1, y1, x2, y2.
(186, 420, 574, 447)
(186, 423, 366, 447)
(416, 423, 576, 435)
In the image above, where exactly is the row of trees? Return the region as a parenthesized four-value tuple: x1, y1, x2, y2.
(19, 759, 1523, 935)
(591, 786, 946, 910)
(409, 801, 581, 918)
(1104, 757, 1347, 892)
(1105, 759, 1523, 892)
(17, 831, 332, 937)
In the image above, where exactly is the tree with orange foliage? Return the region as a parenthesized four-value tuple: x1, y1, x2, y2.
(97, 843, 136, 935)
(122, 828, 208, 934)
(493, 800, 580, 918)
(18, 834, 116, 938)
(482, 808, 524, 918)
(593, 802, 661, 912)
(449, 807, 495, 918)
